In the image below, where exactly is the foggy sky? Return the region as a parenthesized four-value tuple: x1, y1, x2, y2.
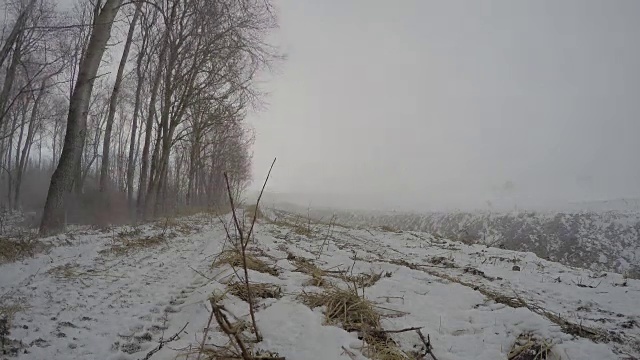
(248, 0, 640, 211)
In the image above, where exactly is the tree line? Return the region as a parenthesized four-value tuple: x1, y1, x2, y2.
(0, 0, 279, 233)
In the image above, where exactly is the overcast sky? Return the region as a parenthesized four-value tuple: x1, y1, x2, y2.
(248, 0, 640, 211)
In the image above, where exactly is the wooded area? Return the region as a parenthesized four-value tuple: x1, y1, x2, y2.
(0, 0, 279, 233)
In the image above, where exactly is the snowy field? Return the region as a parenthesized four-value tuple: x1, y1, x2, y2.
(0, 210, 639, 359)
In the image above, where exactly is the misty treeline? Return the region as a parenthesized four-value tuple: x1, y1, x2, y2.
(0, 0, 279, 233)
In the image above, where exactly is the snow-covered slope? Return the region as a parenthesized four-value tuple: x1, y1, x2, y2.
(0, 212, 638, 359)
(273, 204, 640, 278)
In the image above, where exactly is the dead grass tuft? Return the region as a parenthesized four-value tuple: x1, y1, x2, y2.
(299, 286, 380, 333)
(482, 289, 526, 308)
(508, 333, 556, 360)
(151, 218, 199, 235)
(269, 218, 313, 237)
(533, 305, 614, 343)
(228, 282, 282, 304)
(292, 256, 324, 276)
(343, 272, 383, 288)
(244, 204, 264, 221)
(379, 225, 399, 233)
(212, 249, 279, 276)
(100, 234, 166, 256)
(0, 235, 45, 263)
(290, 255, 329, 287)
(117, 227, 142, 239)
(302, 276, 328, 288)
(299, 285, 411, 359)
(0, 303, 25, 328)
(363, 338, 411, 360)
(47, 263, 81, 278)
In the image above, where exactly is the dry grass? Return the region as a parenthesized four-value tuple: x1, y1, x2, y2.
(291, 256, 325, 276)
(244, 204, 264, 221)
(532, 305, 614, 343)
(212, 249, 278, 276)
(343, 272, 384, 288)
(363, 338, 411, 360)
(191, 345, 283, 360)
(0, 235, 45, 263)
(291, 255, 384, 289)
(150, 218, 199, 236)
(379, 225, 399, 233)
(299, 286, 381, 332)
(228, 282, 282, 304)
(117, 227, 142, 238)
(290, 255, 330, 287)
(302, 276, 328, 288)
(47, 263, 81, 278)
(100, 234, 166, 256)
(269, 217, 313, 237)
(299, 285, 411, 360)
(0, 303, 25, 328)
(508, 333, 557, 360)
(488, 292, 527, 308)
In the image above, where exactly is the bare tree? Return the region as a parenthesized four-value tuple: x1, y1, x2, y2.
(40, 0, 124, 234)
(99, 0, 142, 192)
(0, 0, 279, 228)
(0, 0, 37, 69)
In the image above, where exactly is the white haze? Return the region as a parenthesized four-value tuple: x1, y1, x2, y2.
(247, 0, 640, 212)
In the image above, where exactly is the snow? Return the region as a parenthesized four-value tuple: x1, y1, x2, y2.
(1, 211, 638, 359)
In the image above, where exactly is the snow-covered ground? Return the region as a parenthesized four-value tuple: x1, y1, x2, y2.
(268, 203, 640, 277)
(1, 210, 638, 359)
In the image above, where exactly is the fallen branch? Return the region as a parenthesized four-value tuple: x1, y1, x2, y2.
(416, 329, 438, 360)
(341, 345, 358, 360)
(139, 322, 189, 360)
(210, 299, 251, 360)
(373, 326, 422, 334)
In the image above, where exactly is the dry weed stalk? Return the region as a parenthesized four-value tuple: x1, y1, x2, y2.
(316, 215, 337, 259)
(222, 158, 276, 343)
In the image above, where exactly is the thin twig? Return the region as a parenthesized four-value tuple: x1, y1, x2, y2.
(373, 326, 422, 334)
(139, 322, 189, 360)
(245, 158, 276, 242)
(196, 309, 215, 360)
(222, 158, 276, 343)
(341, 345, 358, 360)
(189, 265, 214, 282)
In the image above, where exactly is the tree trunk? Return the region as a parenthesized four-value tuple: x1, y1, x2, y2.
(99, 1, 141, 192)
(40, 0, 124, 234)
(0, 0, 36, 69)
(0, 33, 22, 127)
(15, 82, 45, 207)
(137, 42, 167, 218)
(126, 17, 148, 214)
